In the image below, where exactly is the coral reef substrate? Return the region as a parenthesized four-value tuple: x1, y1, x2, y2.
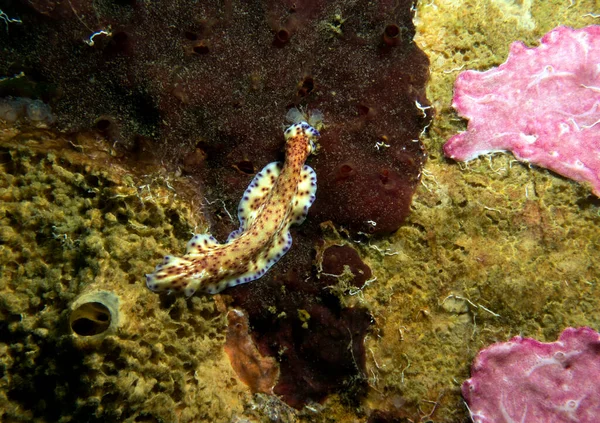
(1, 0, 599, 422)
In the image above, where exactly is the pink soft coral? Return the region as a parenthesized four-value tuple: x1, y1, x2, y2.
(463, 327, 600, 423)
(444, 26, 600, 195)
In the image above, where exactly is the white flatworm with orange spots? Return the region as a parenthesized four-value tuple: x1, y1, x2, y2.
(146, 114, 321, 296)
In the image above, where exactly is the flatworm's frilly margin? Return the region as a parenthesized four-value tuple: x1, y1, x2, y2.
(146, 114, 320, 296)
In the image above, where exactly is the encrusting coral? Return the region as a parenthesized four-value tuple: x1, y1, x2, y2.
(444, 25, 600, 196)
(463, 327, 600, 423)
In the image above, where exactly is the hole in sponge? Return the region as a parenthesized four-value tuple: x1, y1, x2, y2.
(95, 118, 112, 131)
(193, 42, 210, 55)
(70, 301, 112, 336)
(69, 290, 120, 341)
(297, 77, 314, 97)
(383, 24, 402, 46)
(273, 28, 291, 47)
(233, 159, 255, 175)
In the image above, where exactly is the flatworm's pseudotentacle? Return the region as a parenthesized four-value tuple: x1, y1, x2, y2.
(146, 119, 320, 296)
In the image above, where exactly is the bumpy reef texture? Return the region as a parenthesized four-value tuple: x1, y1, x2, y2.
(360, 0, 599, 422)
(0, 128, 249, 422)
(2, 0, 431, 412)
(1, 1, 600, 423)
(1, 0, 429, 421)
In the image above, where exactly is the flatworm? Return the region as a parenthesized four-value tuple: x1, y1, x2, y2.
(146, 116, 320, 295)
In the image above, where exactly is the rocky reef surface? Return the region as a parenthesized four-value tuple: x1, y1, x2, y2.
(0, 0, 599, 422)
(0, 128, 246, 421)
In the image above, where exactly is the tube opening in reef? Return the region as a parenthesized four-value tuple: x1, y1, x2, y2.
(70, 301, 112, 336)
(69, 290, 120, 339)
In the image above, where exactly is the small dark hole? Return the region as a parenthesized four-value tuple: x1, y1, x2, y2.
(71, 319, 95, 336)
(385, 24, 400, 38)
(383, 24, 402, 46)
(184, 31, 198, 41)
(96, 119, 111, 131)
(274, 28, 291, 47)
(193, 43, 210, 55)
(277, 29, 290, 43)
(233, 160, 255, 175)
(85, 174, 100, 187)
(117, 213, 128, 224)
(357, 104, 371, 116)
(298, 77, 314, 97)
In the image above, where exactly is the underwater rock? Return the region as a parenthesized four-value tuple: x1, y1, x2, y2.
(444, 25, 600, 196)
(463, 327, 600, 423)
